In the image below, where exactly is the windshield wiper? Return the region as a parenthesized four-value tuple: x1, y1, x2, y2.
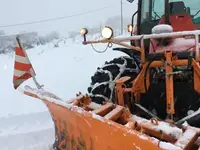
(192, 9, 200, 18)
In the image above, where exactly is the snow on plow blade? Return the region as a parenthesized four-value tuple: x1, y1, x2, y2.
(22, 85, 200, 150)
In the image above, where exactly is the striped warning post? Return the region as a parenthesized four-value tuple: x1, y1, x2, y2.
(13, 42, 36, 89)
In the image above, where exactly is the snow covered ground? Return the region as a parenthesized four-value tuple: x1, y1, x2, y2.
(0, 34, 128, 149)
(0, 111, 55, 150)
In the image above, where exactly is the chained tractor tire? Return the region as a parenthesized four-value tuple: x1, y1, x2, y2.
(87, 55, 200, 127)
(87, 56, 140, 105)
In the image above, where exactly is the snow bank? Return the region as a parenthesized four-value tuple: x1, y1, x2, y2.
(0, 128, 54, 150)
(0, 35, 126, 117)
(0, 111, 55, 150)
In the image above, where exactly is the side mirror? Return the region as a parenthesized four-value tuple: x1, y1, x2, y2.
(126, 0, 134, 3)
(186, 7, 191, 14)
(130, 10, 138, 46)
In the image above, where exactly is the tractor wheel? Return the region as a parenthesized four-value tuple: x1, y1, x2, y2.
(87, 56, 140, 104)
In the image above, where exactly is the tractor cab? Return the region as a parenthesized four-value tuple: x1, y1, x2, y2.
(128, 0, 200, 51)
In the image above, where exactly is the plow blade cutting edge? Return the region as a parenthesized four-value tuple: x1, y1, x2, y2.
(21, 85, 200, 150)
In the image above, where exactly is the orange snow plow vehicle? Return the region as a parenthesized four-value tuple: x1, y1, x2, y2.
(13, 0, 200, 149)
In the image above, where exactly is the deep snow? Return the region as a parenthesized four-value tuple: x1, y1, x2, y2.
(0, 34, 128, 149)
(1, 34, 128, 117)
(0, 112, 55, 150)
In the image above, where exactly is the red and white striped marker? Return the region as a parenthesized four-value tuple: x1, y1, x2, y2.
(13, 40, 36, 89)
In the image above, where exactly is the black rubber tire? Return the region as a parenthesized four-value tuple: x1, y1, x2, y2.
(87, 55, 200, 127)
(87, 56, 140, 104)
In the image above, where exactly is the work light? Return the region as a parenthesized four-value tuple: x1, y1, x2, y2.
(127, 24, 133, 32)
(80, 28, 88, 35)
(101, 26, 113, 39)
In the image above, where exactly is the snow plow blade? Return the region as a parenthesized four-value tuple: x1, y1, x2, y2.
(22, 85, 200, 150)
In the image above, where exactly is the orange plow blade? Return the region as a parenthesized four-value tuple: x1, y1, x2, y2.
(21, 85, 200, 150)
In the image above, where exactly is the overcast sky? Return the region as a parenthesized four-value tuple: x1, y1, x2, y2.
(0, 0, 138, 36)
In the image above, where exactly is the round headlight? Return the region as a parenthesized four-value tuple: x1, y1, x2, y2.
(80, 28, 88, 35)
(101, 26, 113, 39)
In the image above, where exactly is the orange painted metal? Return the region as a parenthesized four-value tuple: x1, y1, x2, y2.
(130, 62, 150, 96)
(150, 60, 189, 67)
(92, 102, 114, 116)
(165, 51, 175, 118)
(175, 128, 198, 150)
(22, 85, 200, 150)
(192, 59, 200, 94)
(104, 105, 124, 121)
(115, 77, 131, 106)
(49, 104, 161, 150)
(23, 87, 164, 150)
(126, 118, 177, 143)
(114, 53, 200, 123)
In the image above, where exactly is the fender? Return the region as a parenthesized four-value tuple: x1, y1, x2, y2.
(112, 47, 141, 68)
(112, 47, 140, 58)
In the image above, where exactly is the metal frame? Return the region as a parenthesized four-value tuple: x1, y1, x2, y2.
(84, 30, 200, 61)
(24, 85, 200, 150)
(82, 30, 200, 123)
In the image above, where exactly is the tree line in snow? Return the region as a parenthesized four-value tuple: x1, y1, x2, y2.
(0, 30, 60, 55)
(0, 15, 131, 55)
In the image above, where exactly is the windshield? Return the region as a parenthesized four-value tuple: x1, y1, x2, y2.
(141, 0, 200, 24)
